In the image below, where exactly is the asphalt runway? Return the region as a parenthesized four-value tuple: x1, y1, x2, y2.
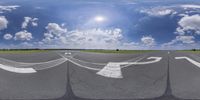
(0, 51, 200, 100)
(0, 52, 67, 99)
(68, 51, 168, 99)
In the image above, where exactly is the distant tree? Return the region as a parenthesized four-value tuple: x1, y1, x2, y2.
(192, 49, 196, 51)
(116, 49, 119, 51)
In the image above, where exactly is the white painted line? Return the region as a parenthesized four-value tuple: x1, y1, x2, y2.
(65, 52, 71, 55)
(126, 57, 162, 65)
(57, 53, 162, 78)
(0, 57, 66, 66)
(66, 58, 101, 71)
(96, 57, 162, 78)
(175, 57, 200, 68)
(96, 63, 123, 78)
(121, 56, 146, 68)
(33, 58, 68, 70)
(68, 56, 106, 65)
(0, 64, 37, 73)
(56, 52, 103, 70)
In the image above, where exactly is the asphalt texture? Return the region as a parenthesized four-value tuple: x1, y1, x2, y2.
(0, 50, 199, 100)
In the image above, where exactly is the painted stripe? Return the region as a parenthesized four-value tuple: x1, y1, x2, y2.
(96, 57, 162, 78)
(121, 56, 146, 68)
(175, 56, 200, 68)
(67, 56, 106, 65)
(57, 53, 162, 78)
(0, 64, 37, 73)
(96, 63, 123, 78)
(66, 58, 101, 71)
(126, 57, 162, 65)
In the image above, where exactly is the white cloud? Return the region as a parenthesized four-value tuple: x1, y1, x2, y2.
(175, 14, 200, 35)
(162, 35, 195, 48)
(180, 4, 200, 9)
(176, 35, 195, 44)
(45, 23, 67, 36)
(22, 17, 38, 29)
(141, 36, 156, 46)
(34, 23, 161, 49)
(20, 42, 34, 47)
(3, 33, 13, 40)
(140, 7, 177, 17)
(38, 23, 124, 49)
(14, 30, 33, 41)
(0, 5, 20, 13)
(0, 16, 8, 30)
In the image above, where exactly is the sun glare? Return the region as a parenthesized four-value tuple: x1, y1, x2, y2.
(94, 16, 106, 22)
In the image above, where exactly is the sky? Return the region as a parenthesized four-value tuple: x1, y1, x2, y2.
(0, 0, 199, 50)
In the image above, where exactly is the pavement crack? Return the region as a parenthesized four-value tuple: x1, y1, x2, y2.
(153, 72, 167, 85)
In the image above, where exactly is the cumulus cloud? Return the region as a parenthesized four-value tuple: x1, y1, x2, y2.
(176, 35, 195, 44)
(14, 30, 33, 41)
(180, 4, 200, 9)
(0, 16, 8, 30)
(162, 36, 195, 48)
(22, 17, 38, 29)
(45, 23, 67, 36)
(140, 7, 177, 17)
(34, 22, 161, 49)
(41, 23, 123, 49)
(175, 14, 200, 35)
(0, 5, 20, 13)
(141, 36, 156, 46)
(3, 33, 13, 40)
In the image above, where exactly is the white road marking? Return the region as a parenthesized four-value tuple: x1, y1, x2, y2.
(65, 58, 101, 71)
(96, 63, 123, 78)
(0, 57, 66, 66)
(96, 57, 162, 78)
(125, 57, 162, 65)
(33, 58, 68, 70)
(65, 52, 71, 55)
(121, 56, 146, 68)
(57, 52, 163, 78)
(67, 56, 107, 65)
(0, 57, 67, 73)
(0, 64, 37, 73)
(175, 56, 200, 68)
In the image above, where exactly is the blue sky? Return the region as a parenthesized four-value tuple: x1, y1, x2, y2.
(0, 0, 199, 50)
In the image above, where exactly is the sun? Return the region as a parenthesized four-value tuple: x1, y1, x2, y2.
(94, 16, 106, 22)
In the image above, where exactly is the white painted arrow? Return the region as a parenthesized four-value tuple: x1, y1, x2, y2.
(126, 57, 162, 65)
(0, 64, 36, 73)
(96, 63, 122, 78)
(175, 57, 200, 68)
(57, 53, 162, 78)
(96, 57, 162, 78)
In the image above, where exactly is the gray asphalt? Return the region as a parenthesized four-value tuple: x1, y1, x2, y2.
(68, 51, 168, 99)
(0, 52, 67, 99)
(0, 51, 200, 100)
(170, 52, 200, 99)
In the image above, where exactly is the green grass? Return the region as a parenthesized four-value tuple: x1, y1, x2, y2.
(82, 50, 158, 54)
(0, 50, 49, 54)
(177, 50, 200, 53)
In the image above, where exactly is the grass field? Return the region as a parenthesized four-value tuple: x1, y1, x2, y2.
(177, 50, 200, 53)
(82, 50, 157, 54)
(0, 50, 49, 54)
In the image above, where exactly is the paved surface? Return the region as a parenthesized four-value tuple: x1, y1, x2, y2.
(68, 51, 168, 99)
(0, 52, 67, 99)
(0, 51, 200, 100)
(170, 52, 200, 99)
